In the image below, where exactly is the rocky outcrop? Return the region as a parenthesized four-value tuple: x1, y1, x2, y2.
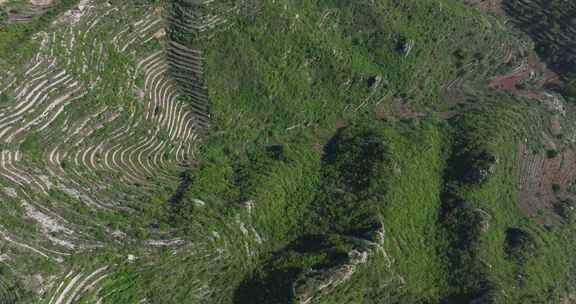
(294, 249, 369, 304)
(2, 0, 54, 23)
(291, 224, 390, 304)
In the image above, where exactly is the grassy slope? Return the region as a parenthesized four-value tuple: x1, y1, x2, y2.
(92, 1, 576, 303)
(1, 0, 575, 303)
(311, 121, 448, 303)
(441, 98, 576, 303)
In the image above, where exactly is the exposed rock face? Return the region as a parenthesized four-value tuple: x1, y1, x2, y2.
(30, 0, 53, 6)
(2, 0, 54, 23)
(294, 249, 369, 304)
(368, 75, 382, 90)
(292, 223, 390, 304)
(475, 208, 492, 233)
(402, 39, 415, 57)
(468, 153, 497, 183)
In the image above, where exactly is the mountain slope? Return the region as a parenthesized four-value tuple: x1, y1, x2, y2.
(0, 0, 576, 303)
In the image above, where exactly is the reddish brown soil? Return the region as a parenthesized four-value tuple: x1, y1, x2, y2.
(558, 150, 576, 186)
(489, 74, 525, 92)
(517, 91, 543, 100)
(476, 0, 506, 15)
(374, 103, 386, 119)
(488, 55, 532, 92)
(488, 53, 563, 101)
(516, 144, 576, 226)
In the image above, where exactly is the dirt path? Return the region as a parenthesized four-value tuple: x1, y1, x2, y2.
(30, 0, 53, 6)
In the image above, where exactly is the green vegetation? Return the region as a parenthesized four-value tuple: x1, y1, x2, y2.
(504, 228, 539, 264)
(503, 0, 576, 94)
(0, 265, 34, 304)
(0, 92, 10, 104)
(97, 96, 576, 304)
(565, 79, 576, 101)
(439, 98, 576, 303)
(1, 0, 576, 303)
(0, 0, 79, 64)
(20, 132, 44, 162)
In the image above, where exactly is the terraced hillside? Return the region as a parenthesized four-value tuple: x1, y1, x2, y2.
(0, 0, 214, 302)
(503, 0, 576, 102)
(1, 0, 576, 303)
(503, 0, 576, 78)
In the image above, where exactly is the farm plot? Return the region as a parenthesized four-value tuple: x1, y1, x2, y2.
(0, 0, 265, 301)
(0, 0, 211, 276)
(515, 143, 576, 225)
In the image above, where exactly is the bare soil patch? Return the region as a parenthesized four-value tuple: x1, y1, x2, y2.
(474, 0, 506, 15)
(335, 119, 347, 129)
(313, 143, 324, 155)
(374, 103, 386, 120)
(516, 144, 576, 226)
(488, 53, 563, 102)
(550, 114, 562, 136)
(488, 55, 531, 92)
(153, 28, 166, 39)
(30, 0, 53, 6)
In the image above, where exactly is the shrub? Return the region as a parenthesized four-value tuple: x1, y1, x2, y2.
(0, 92, 8, 102)
(234, 234, 355, 304)
(504, 228, 539, 264)
(554, 199, 576, 222)
(568, 182, 576, 194)
(547, 149, 558, 158)
(20, 132, 44, 162)
(564, 79, 576, 101)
